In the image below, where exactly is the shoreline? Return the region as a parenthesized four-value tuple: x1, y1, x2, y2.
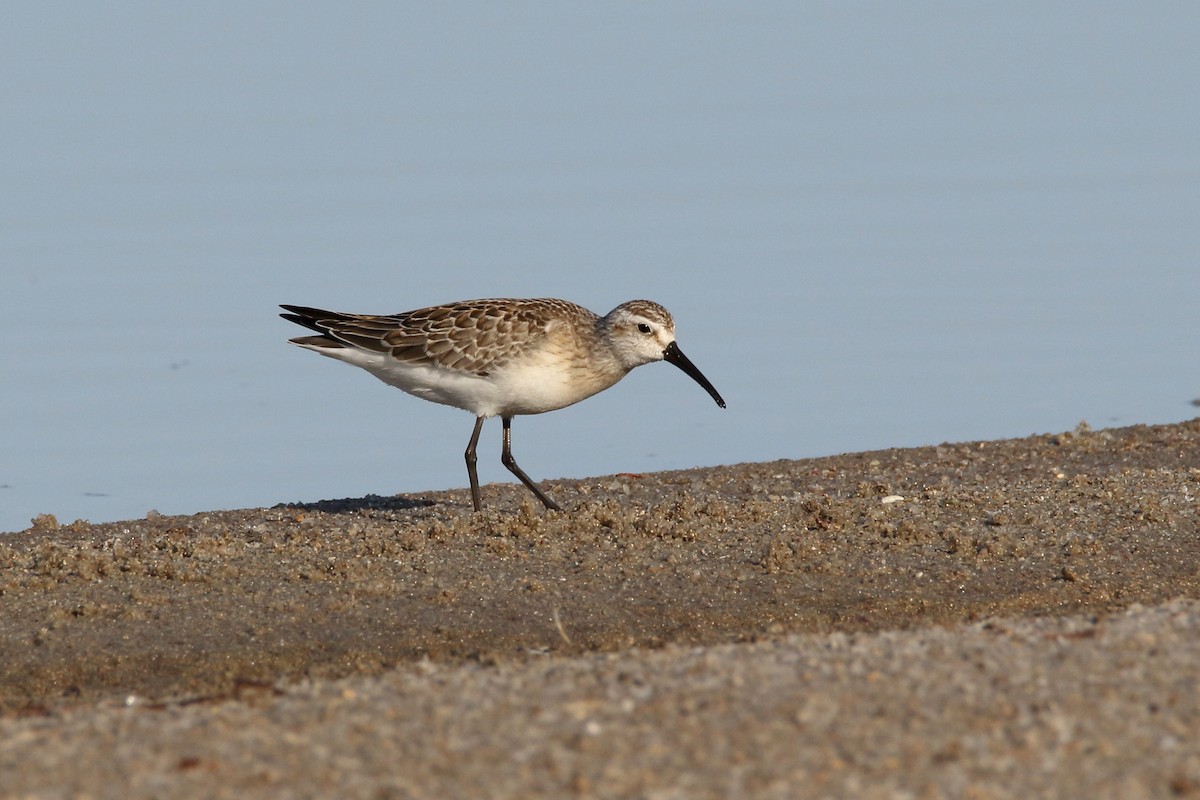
(2, 418, 1198, 796)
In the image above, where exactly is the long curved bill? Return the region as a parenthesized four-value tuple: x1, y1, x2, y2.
(663, 341, 726, 409)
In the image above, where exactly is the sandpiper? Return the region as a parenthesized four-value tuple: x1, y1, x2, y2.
(280, 298, 725, 511)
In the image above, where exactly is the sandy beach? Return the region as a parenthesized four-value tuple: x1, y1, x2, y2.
(2, 419, 1198, 798)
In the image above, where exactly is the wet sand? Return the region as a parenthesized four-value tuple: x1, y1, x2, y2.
(2, 419, 1198, 798)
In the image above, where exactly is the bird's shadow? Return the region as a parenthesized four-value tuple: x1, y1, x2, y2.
(276, 493, 439, 515)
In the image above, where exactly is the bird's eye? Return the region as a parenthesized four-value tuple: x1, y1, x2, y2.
(637, 323, 652, 334)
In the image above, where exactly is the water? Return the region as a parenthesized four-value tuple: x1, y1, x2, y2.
(3, 3, 1198, 532)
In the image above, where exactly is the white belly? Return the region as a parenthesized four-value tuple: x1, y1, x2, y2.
(304, 344, 622, 418)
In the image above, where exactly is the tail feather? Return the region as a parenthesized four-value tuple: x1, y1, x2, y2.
(281, 305, 386, 352)
(287, 334, 347, 350)
(280, 304, 348, 334)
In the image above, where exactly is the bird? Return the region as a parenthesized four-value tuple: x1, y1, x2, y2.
(280, 298, 725, 511)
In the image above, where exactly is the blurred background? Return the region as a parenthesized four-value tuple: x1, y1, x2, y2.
(3, 3, 1197, 531)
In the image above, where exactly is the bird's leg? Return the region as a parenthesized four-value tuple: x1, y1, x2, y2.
(464, 416, 485, 511)
(500, 416, 561, 511)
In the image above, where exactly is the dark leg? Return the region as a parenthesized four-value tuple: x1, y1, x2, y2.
(500, 416, 561, 511)
(464, 416, 485, 511)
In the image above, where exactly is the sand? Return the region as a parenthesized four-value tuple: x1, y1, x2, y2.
(1, 419, 1198, 798)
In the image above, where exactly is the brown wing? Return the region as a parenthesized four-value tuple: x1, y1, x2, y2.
(281, 299, 596, 376)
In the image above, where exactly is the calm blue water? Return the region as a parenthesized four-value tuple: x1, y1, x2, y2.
(3, 4, 1198, 532)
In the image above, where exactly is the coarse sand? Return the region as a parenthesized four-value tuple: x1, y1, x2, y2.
(1, 419, 1198, 798)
